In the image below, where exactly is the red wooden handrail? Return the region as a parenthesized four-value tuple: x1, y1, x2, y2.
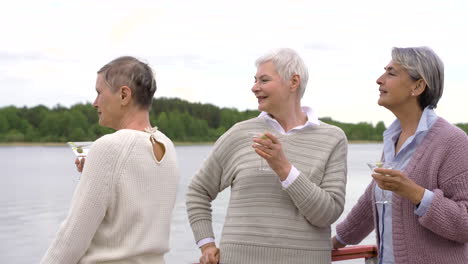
(193, 244, 378, 263)
(332, 245, 378, 261)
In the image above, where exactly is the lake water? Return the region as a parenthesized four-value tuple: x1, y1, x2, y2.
(0, 143, 381, 264)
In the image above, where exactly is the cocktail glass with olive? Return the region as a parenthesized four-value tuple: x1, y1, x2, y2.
(367, 161, 394, 204)
(67, 141, 94, 158)
(247, 132, 271, 171)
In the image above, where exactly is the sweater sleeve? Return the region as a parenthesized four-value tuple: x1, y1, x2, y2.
(40, 135, 118, 263)
(284, 132, 348, 227)
(418, 132, 468, 243)
(186, 135, 232, 244)
(335, 182, 376, 245)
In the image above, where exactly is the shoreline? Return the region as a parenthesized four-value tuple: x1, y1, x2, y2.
(0, 142, 66, 146)
(0, 140, 381, 146)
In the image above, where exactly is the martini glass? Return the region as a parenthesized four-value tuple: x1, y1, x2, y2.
(247, 132, 287, 171)
(67, 141, 94, 158)
(367, 161, 393, 204)
(67, 141, 93, 180)
(248, 132, 270, 171)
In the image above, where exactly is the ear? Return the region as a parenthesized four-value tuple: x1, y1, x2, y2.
(289, 74, 301, 93)
(412, 79, 426, 96)
(119, 86, 132, 106)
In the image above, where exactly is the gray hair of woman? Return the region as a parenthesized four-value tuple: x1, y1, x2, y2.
(391, 46, 444, 109)
(255, 48, 309, 98)
(98, 56, 157, 110)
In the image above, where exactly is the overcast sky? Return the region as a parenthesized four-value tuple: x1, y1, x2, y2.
(1, 0, 467, 126)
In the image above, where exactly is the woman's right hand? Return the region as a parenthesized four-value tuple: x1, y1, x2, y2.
(75, 157, 85, 172)
(252, 132, 291, 181)
(332, 236, 346, 249)
(199, 243, 220, 264)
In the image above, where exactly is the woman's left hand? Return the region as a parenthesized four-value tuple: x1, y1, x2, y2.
(252, 132, 291, 180)
(373, 168, 425, 205)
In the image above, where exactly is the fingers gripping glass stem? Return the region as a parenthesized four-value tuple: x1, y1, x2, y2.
(367, 161, 393, 204)
(248, 132, 271, 171)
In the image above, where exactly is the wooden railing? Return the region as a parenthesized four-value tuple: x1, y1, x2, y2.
(332, 245, 378, 262)
(193, 245, 378, 263)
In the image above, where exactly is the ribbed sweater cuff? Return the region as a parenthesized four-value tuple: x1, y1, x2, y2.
(285, 172, 315, 201)
(335, 224, 352, 245)
(191, 219, 215, 243)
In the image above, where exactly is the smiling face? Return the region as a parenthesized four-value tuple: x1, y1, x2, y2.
(92, 73, 123, 129)
(251, 61, 292, 115)
(376, 61, 420, 110)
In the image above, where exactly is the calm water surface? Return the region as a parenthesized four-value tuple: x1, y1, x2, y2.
(0, 143, 381, 264)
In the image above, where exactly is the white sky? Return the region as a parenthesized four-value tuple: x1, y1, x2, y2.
(1, 0, 467, 126)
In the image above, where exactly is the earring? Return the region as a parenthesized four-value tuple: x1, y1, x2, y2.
(411, 92, 415, 96)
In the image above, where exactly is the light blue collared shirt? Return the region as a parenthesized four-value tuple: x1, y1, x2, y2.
(376, 107, 438, 264)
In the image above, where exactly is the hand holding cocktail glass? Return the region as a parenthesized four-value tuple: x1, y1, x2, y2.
(367, 161, 394, 204)
(250, 132, 291, 180)
(248, 132, 271, 171)
(68, 141, 93, 173)
(369, 162, 426, 206)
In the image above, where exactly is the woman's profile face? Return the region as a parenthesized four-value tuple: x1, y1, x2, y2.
(93, 74, 122, 129)
(376, 61, 418, 110)
(251, 61, 289, 114)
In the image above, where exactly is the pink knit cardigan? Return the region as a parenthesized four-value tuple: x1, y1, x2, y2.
(336, 118, 468, 263)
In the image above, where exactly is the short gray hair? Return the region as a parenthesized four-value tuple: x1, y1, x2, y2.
(255, 48, 309, 98)
(391, 47, 444, 109)
(98, 56, 157, 110)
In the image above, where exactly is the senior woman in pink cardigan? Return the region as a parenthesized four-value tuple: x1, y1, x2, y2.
(332, 46, 468, 264)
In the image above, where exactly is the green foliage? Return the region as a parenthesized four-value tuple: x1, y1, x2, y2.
(1, 97, 465, 143)
(0, 98, 258, 143)
(456, 123, 468, 134)
(319, 117, 386, 141)
(0, 114, 9, 133)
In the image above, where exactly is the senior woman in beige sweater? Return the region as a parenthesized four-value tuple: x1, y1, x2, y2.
(186, 48, 348, 264)
(41, 56, 179, 264)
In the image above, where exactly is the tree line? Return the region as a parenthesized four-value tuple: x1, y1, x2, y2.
(0, 97, 466, 143)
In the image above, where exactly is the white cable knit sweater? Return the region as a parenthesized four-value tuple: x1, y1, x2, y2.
(41, 128, 179, 264)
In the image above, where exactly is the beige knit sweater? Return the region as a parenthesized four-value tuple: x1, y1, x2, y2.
(41, 128, 179, 264)
(186, 118, 348, 264)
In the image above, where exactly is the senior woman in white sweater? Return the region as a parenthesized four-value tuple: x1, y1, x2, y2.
(186, 48, 348, 264)
(41, 56, 180, 264)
